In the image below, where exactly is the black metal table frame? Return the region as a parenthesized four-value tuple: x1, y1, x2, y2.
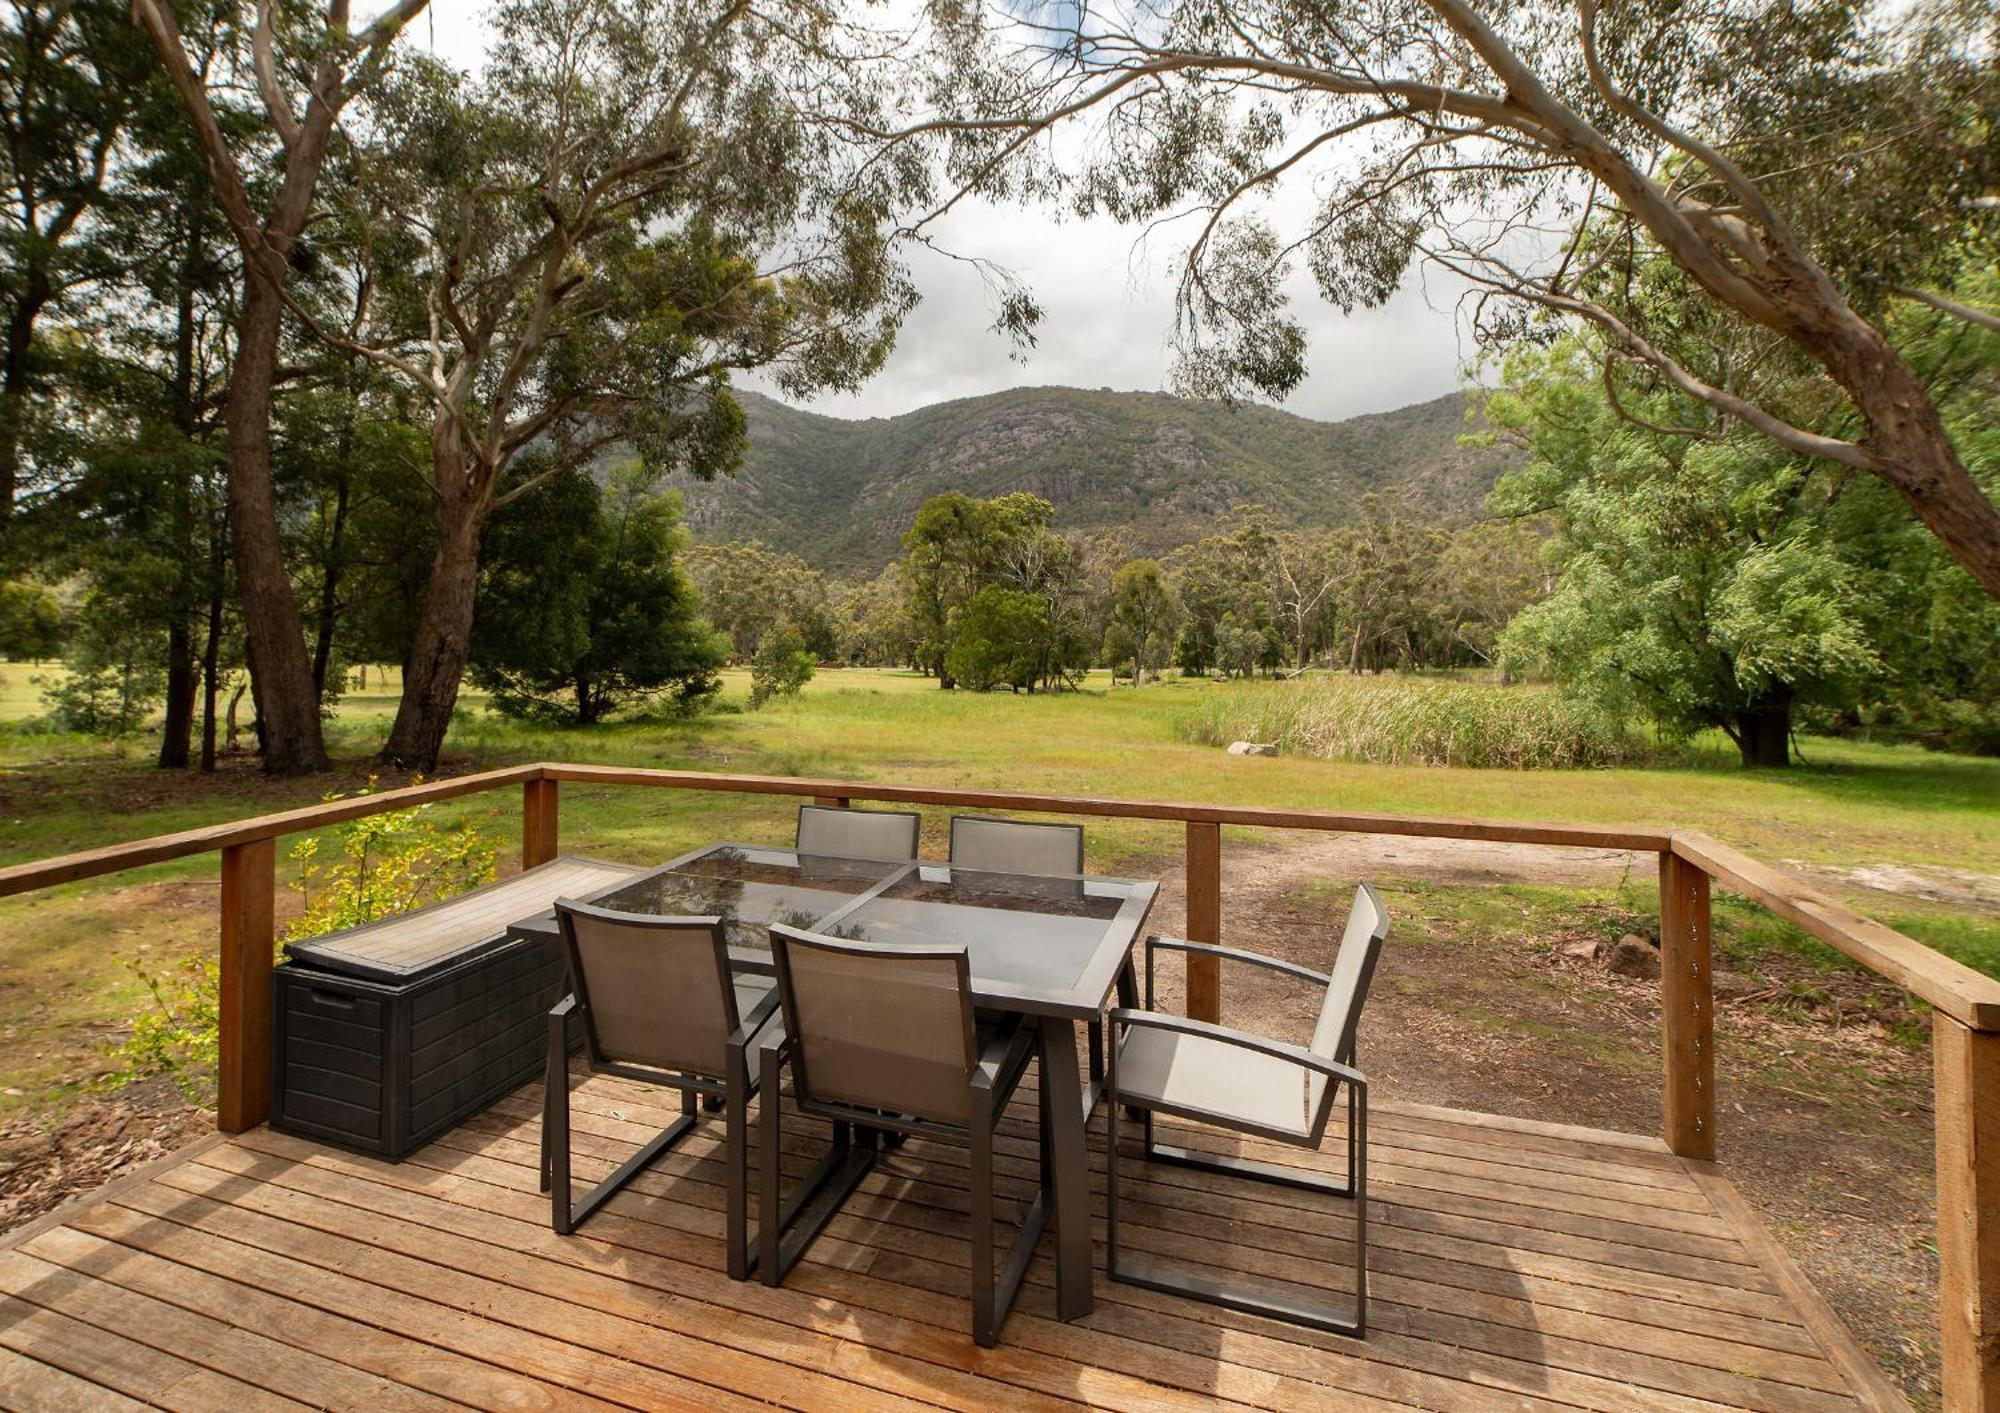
(508, 840, 1157, 1322)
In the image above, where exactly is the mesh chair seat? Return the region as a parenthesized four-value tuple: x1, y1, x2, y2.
(1116, 1024, 1325, 1141)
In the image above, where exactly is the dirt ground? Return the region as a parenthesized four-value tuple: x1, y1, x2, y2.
(0, 832, 1951, 1405)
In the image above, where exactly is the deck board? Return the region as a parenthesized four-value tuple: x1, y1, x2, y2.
(0, 1074, 1904, 1411)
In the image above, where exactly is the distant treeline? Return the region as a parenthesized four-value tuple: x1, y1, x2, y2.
(687, 489, 1542, 693)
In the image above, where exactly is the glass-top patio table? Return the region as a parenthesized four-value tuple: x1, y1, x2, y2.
(506, 840, 1159, 1322)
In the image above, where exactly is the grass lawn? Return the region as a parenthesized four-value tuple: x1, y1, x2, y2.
(0, 663, 1993, 1118)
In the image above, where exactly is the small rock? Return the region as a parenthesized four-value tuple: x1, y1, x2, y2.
(1606, 934, 1661, 981)
(1226, 741, 1279, 757)
(1559, 938, 1602, 964)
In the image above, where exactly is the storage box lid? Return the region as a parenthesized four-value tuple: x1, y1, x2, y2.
(283, 854, 643, 984)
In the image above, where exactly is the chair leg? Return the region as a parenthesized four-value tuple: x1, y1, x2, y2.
(970, 1110, 996, 1347)
(1105, 1041, 1121, 1274)
(1109, 1083, 1368, 1337)
(726, 1048, 751, 1281)
(547, 1055, 571, 1233)
(760, 1050, 876, 1289)
(759, 1044, 784, 1287)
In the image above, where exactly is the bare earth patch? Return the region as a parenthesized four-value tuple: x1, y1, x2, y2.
(0, 1077, 205, 1232)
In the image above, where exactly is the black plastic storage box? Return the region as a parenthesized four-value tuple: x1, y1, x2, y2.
(270, 855, 640, 1160)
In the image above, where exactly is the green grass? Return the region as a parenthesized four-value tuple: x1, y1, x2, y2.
(1178, 673, 1659, 768)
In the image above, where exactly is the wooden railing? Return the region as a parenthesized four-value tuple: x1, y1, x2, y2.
(0, 761, 1994, 1405)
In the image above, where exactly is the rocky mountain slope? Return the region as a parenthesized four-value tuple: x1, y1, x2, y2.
(664, 385, 1515, 571)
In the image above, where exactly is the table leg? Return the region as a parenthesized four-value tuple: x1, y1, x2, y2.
(1038, 1014, 1094, 1321)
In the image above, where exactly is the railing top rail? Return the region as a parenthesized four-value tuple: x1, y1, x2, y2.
(535, 763, 1675, 851)
(1671, 831, 2000, 1029)
(0, 761, 1989, 1026)
(0, 764, 541, 899)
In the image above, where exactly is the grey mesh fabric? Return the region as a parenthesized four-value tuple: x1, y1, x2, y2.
(565, 910, 735, 1076)
(1309, 884, 1388, 1064)
(779, 933, 978, 1125)
(794, 806, 921, 862)
(949, 817, 1084, 879)
(1117, 1026, 1323, 1137)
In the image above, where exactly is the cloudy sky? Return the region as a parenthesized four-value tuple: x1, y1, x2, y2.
(415, 5, 1472, 425)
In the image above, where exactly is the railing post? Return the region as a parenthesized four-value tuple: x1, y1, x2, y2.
(523, 778, 559, 869)
(1185, 821, 1221, 1023)
(1937, 1013, 2000, 1410)
(1659, 850, 1715, 1160)
(218, 837, 275, 1134)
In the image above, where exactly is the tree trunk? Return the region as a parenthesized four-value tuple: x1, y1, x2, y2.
(158, 620, 197, 768)
(1732, 689, 1793, 769)
(311, 469, 350, 700)
(225, 278, 329, 773)
(198, 573, 223, 773)
(381, 510, 482, 772)
(225, 678, 247, 753)
(159, 249, 202, 773)
(0, 278, 46, 526)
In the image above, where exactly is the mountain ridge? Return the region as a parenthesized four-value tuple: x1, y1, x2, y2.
(662, 385, 1515, 572)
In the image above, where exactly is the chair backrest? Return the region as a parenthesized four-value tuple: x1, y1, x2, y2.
(948, 815, 1084, 879)
(794, 804, 921, 862)
(769, 924, 979, 1127)
(1308, 883, 1388, 1065)
(555, 899, 738, 1078)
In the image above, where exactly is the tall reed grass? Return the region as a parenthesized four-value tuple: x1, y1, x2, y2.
(1176, 675, 1657, 769)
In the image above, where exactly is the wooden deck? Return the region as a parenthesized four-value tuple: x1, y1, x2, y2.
(0, 1072, 1904, 1411)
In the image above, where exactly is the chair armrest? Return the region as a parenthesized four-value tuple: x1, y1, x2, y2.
(1109, 1009, 1364, 1089)
(1144, 936, 1332, 989)
(729, 987, 783, 1050)
(970, 1017, 1037, 1096)
(549, 993, 578, 1022)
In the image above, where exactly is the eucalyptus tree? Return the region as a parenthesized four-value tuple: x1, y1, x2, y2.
(0, 0, 153, 528)
(326, 0, 916, 769)
(131, 0, 432, 772)
(907, 1, 2000, 595)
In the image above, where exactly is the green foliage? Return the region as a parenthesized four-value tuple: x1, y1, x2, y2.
(945, 585, 1048, 692)
(109, 784, 500, 1101)
(287, 790, 499, 942)
(687, 542, 838, 661)
(902, 491, 1092, 691)
(110, 953, 220, 1103)
(470, 466, 728, 724)
(33, 588, 164, 735)
(0, 581, 61, 659)
(1110, 560, 1178, 682)
(1490, 312, 1998, 765)
(748, 623, 815, 709)
(1179, 675, 1655, 770)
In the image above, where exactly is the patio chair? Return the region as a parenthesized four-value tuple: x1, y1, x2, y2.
(947, 815, 1132, 1087)
(794, 803, 921, 862)
(1106, 881, 1387, 1335)
(948, 814, 1084, 879)
(542, 898, 779, 1280)
(759, 923, 1046, 1347)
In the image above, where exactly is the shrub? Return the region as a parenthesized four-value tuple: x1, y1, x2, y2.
(1176, 675, 1657, 769)
(749, 623, 815, 709)
(108, 783, 500, 1102)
